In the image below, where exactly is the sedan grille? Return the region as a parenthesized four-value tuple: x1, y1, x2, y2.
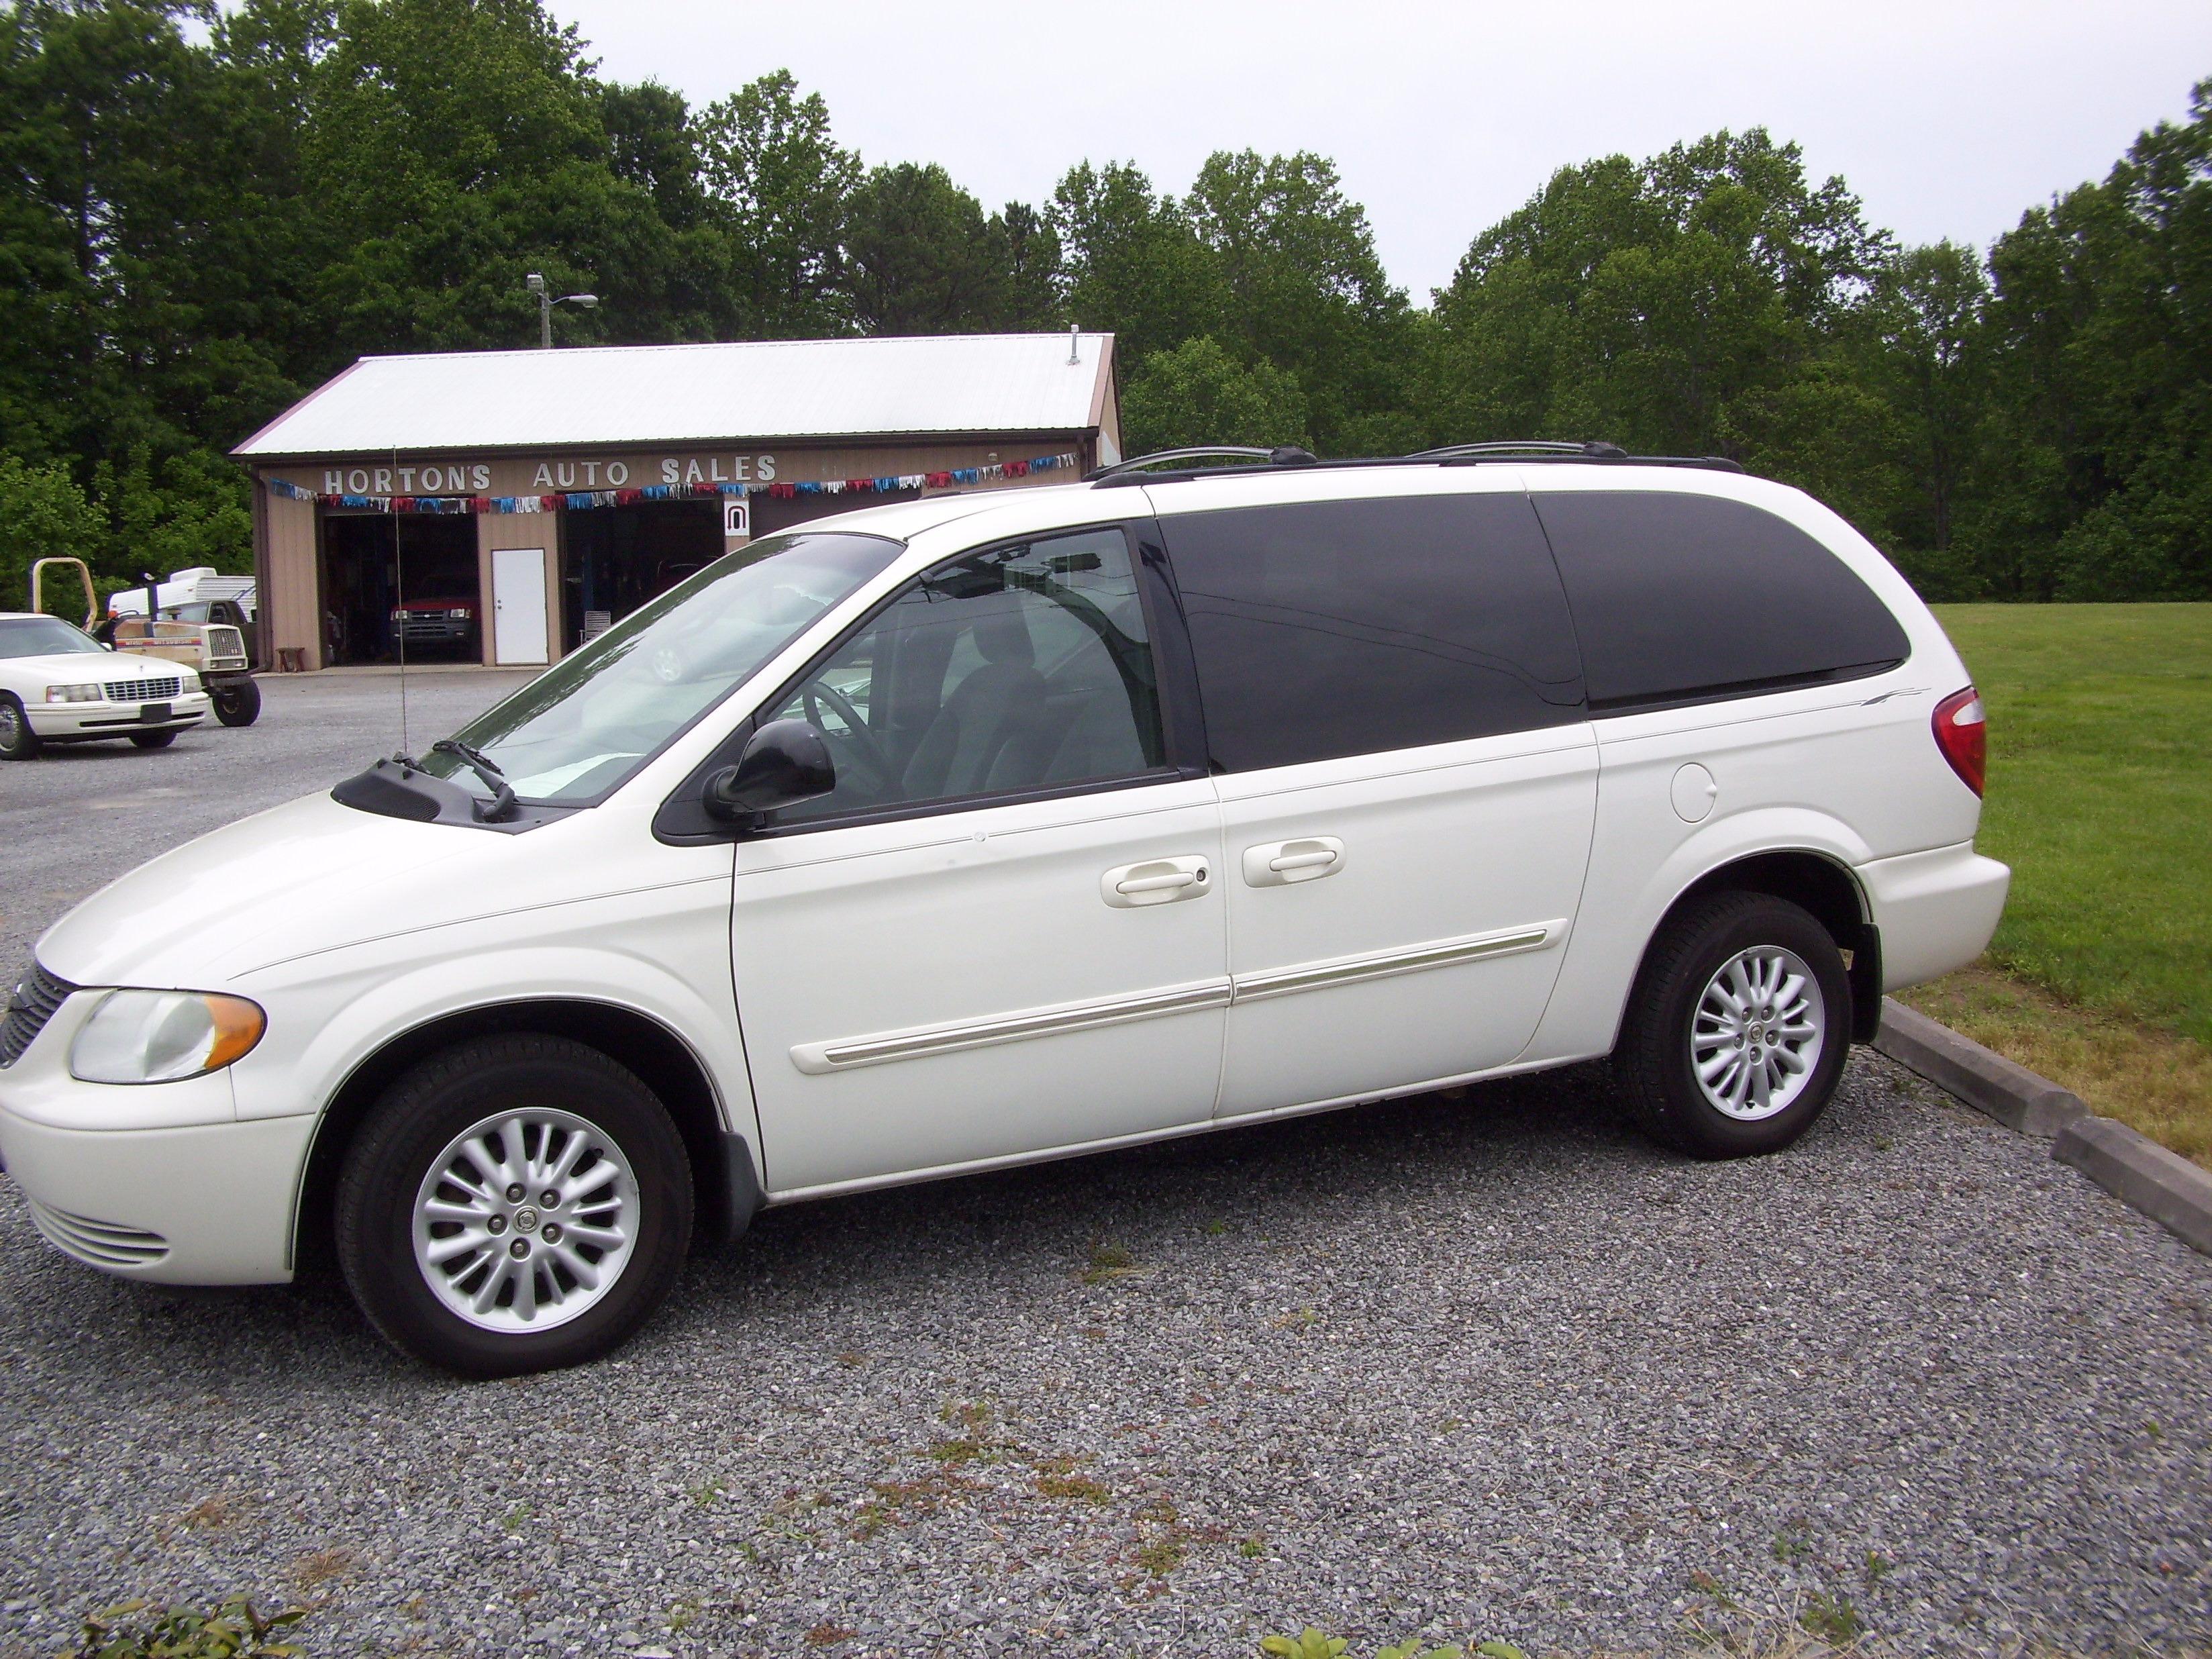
(104, 675, 183, 702)
(26, 1197, 169, 1268)
(0, 961, 74, 1067)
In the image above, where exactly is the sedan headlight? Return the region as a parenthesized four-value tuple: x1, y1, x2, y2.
(46, 683, 102, 703)
(70, 990, 266, 1085)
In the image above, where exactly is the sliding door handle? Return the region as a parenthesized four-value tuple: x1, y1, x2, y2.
(1243, 836, 1346, 887)
(1101, 856, 1213, 908)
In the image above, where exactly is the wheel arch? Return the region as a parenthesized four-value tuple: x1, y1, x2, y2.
(1644, 848, 1883, 1044)
(293, 997, 756, 1276)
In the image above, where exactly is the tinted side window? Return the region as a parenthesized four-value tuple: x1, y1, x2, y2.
(1160, 494, 1585, 773)
(1531, 492, 1910, 711)
(765, 526, 1166, 823)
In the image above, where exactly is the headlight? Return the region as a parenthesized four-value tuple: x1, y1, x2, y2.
(46, 684, 101, 703)
(447, 608, 471, 620)
(391, 609, 408, 621)
(70, 990, 266, 1085)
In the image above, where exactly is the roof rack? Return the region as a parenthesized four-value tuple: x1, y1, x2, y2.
(1087, 440, 1744, 489)
(1088, 445, 1318, 483)
(1405, 440, 1627, 461)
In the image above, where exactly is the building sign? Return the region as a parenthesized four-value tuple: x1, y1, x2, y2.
(317, 453, 779, 497)
(723, 497, 750, 541)
(323, 462, 494, 495)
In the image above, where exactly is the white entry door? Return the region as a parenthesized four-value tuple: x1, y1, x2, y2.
(491, 546, 548, 664)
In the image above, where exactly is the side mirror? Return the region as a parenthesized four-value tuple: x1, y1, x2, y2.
(702, 718, 835, 825)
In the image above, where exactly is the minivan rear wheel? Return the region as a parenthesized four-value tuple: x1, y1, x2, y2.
(1615, 891, 1851, 1158)
(335, 1036, 693, 1376)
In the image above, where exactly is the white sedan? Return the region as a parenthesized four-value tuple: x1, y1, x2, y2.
(0, 612, 211, 760)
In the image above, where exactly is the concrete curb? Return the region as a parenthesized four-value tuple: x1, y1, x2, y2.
(1872, 996, 2212, 1260)
(1872, 999, 2090, 1136)
(2052, 1117, 2212, 1257)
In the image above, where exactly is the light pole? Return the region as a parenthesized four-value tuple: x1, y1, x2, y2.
(525, 272, 599, 348)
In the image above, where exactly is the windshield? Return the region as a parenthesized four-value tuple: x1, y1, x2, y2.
(420, 531, 901, 805)
(0, 616, 105, 659)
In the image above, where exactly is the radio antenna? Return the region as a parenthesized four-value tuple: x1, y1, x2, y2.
(393, 450, 409, 756)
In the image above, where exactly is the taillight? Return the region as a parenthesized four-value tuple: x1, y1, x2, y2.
(1933, 686, 1986, 797)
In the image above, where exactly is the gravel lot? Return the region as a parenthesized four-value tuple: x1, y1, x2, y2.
(1, 672, 2208, 1658)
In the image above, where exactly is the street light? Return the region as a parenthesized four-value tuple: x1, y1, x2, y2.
(525, 272, 599, 348)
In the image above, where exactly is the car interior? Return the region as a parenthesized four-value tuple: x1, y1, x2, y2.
(770, 529, 1165, 820)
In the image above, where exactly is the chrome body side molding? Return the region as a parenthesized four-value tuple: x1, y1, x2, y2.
(787, 921, 1563, 1073)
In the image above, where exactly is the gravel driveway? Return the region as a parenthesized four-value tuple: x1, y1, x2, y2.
(1, 672, 2207, 1658)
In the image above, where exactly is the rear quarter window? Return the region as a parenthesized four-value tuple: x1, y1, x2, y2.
(1160, 493, 1586, 772)
(1530, 491, 1909, 711)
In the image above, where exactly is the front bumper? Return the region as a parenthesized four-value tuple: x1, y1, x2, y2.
(30, 689, 211, 740)
(392, 619, 475, 646)
(0, 992, 307, 1284)
(0, 1105, 309, 1284)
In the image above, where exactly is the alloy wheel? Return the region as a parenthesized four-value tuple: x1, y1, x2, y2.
(1689, 945, 1826, 1121)
(411, 1108, 640, 1333)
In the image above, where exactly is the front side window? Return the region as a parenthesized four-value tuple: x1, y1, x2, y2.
(763, 526, 1166, 824)
(0, 617, 107, 659)
(1162, 493, 1587, 772)
(423, 531, 901, 805)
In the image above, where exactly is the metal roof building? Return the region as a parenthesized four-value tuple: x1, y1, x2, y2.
(236, 332, 1121, 672)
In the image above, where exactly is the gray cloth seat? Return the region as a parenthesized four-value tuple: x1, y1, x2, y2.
(901, 609, 1050, 799)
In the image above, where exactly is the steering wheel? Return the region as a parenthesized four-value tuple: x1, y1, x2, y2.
(801, 681, 893, 783)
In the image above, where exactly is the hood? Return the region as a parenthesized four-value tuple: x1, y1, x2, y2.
(6, 652, 172, 687)
(34, 792, 485, 989)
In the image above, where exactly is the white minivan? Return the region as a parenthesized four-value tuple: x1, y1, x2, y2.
(0, 446, 2007, 1375)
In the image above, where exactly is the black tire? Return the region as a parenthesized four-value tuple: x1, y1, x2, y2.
(0, 694, 40, 760)
(1614, 891, 1853, 1159)
(213, 678, 261, 727)
(129, 728, 177, 749)
(335, 1035, 693, 1377)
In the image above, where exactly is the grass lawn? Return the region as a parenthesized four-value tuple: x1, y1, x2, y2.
(1899, 602, 2212, 1164)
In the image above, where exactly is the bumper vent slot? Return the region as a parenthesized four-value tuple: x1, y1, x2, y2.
(1, 962, 73, 1068)
(26, 1198, 169, 1269)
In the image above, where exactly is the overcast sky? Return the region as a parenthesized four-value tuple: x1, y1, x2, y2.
(545, 0, 2211, 301)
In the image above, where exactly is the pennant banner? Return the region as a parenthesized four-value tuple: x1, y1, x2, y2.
(266, 453, 1081, 514)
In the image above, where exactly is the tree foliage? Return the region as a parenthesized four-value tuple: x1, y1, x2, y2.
(0, 0, 2205, 603)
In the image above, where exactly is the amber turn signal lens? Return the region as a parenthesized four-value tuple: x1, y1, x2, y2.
(205, 995, 267, 1072)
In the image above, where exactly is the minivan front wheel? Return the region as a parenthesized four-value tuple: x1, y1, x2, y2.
(1615, 892, 1851, 1158)
(336, 1036, 693, 1376)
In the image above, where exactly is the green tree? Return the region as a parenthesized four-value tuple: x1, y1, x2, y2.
(1974, 79, 2212, 598)
(844, 162, 996, 335)
(1050, 160, 1218, 359)
(0, 454, 106, 613)
(1183, 149, 1411, 450)
(695, 69, 860, 336)
(1120, 335, 1309, 453)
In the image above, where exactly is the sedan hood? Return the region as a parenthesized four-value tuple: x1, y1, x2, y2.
(4, 652, 183, 689)
(34, 792, 483, 989)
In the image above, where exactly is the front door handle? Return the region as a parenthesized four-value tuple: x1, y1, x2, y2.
(1242, 836, 1345, 887)
(1101, 855, 1213, 909)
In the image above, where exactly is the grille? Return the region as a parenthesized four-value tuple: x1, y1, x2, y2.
(205, 625, 248, 666)
(0, 962, 73, 1067)
(26, 1197, 169, 1269)
(104, 675, 183, 703)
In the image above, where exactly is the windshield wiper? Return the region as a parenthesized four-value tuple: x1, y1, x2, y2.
(430, 738, 518, 821)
